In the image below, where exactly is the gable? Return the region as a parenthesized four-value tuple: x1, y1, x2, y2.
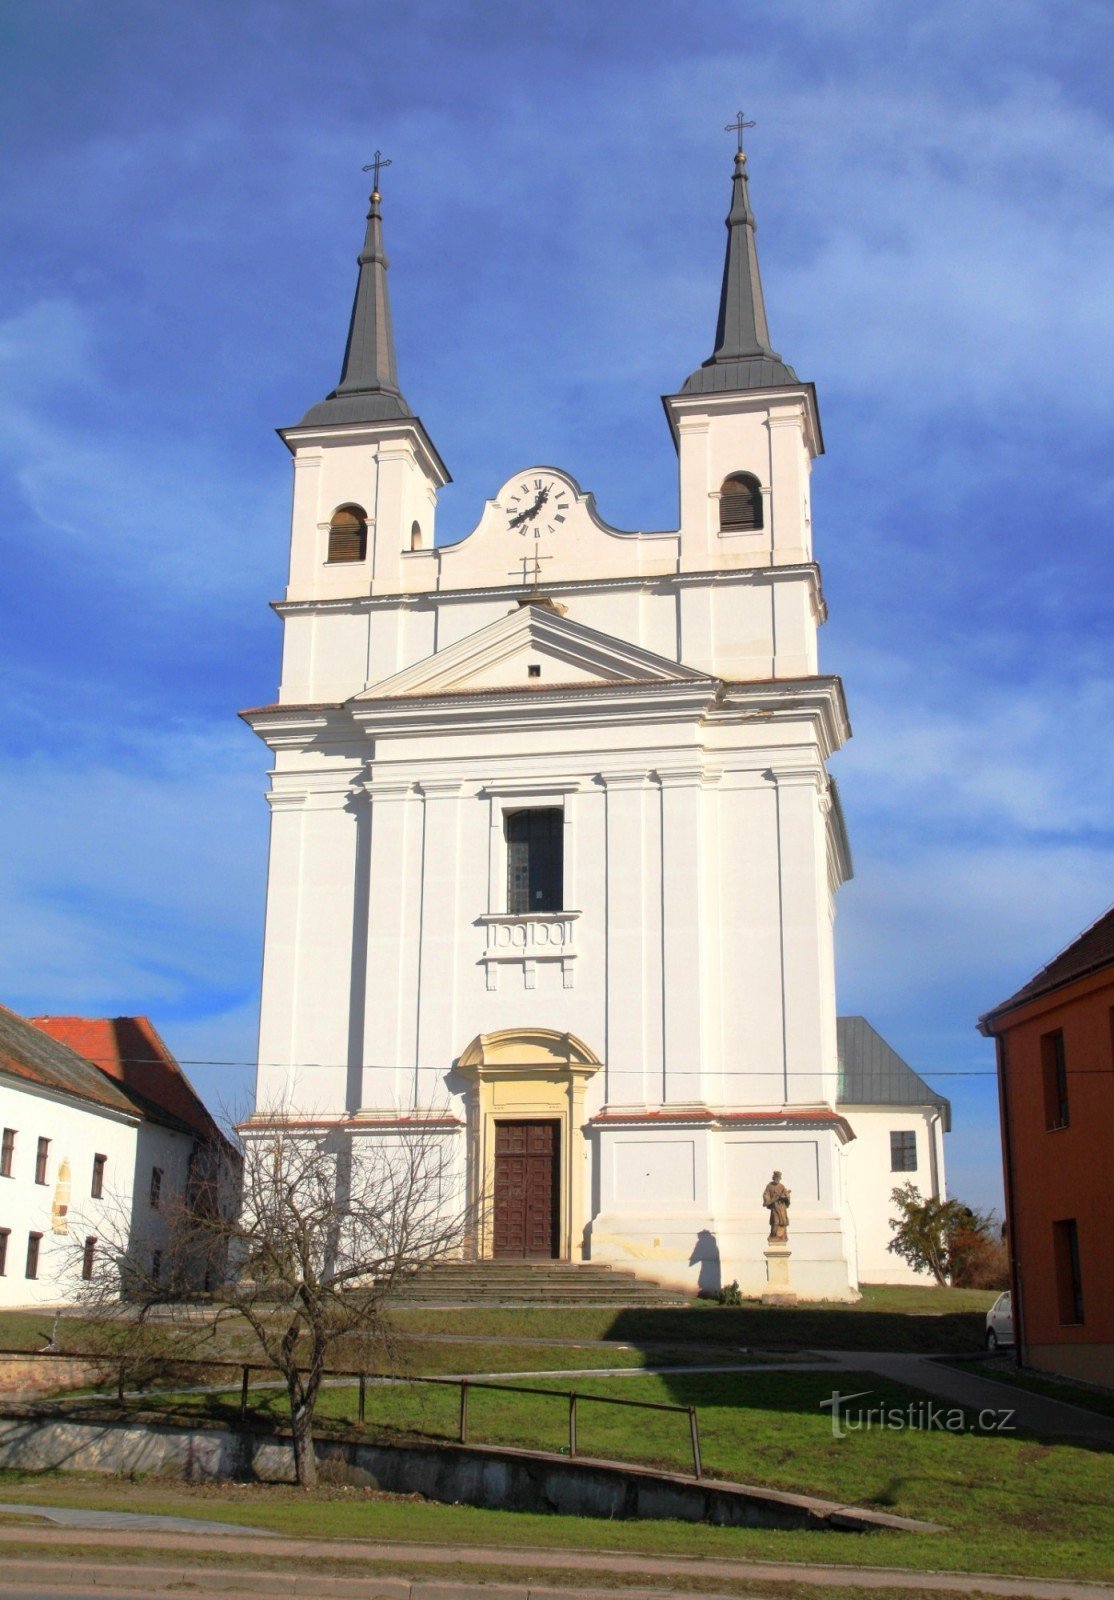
(353, 603, 714, 701)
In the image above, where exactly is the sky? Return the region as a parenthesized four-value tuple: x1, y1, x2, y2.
(1, 1, 1111, 1215)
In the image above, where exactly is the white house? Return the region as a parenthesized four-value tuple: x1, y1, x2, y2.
(837, 1016, 950, 1284)
(0, 1005, 232, 1308)
(243, 140, 863, 1298)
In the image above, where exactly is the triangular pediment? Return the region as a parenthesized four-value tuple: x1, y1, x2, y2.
(353, 604, 713, 700)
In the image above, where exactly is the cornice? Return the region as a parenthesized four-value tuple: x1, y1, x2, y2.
(272, 561, 825, 618)
(589, 1104, 853, 1141)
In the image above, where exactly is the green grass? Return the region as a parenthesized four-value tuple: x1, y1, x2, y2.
(2, 1365, 1111, 1582)
(387, 1291, 993, 1354)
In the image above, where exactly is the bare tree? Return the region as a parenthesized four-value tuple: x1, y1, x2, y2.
(73, 1107, 466, 1488)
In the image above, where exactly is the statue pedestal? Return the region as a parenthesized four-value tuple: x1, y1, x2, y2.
(762, 1244, 797, 1305)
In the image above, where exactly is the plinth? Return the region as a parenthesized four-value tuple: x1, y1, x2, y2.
(762, 1243, 797, 1305)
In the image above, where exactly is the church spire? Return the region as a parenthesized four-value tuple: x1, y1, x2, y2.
(679, 128, 797, 396)
(299, 163, 414, 427)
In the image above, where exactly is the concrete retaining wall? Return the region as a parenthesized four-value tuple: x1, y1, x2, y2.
(0, 1410, 939, 1534)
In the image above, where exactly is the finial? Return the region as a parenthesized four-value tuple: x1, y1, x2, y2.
(724, 109, 756, 162)
(362, 149, 392, 201)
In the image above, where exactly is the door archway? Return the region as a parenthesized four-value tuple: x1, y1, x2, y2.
(457, 1029, 601, 1261)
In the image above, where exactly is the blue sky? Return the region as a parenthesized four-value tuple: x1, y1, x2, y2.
(1, 1, 1111, 1214)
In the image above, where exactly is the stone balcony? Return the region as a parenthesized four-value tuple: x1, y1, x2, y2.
(478, 910, 580, 990)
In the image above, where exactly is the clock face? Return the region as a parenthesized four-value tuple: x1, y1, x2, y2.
(504, 474, 570, 538)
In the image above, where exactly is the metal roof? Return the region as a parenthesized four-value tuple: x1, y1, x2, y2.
(676, 150, 798, 397)
(297, 186, 414, 428)
(836, 1015, 951, 1130)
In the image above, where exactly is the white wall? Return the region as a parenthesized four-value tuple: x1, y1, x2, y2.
(841, 1106, 947, 1284)
(0, 1075, 200, 1308)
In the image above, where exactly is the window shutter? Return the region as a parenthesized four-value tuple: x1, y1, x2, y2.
(719, 475, 763, 532)
(328, 509, 367, 563)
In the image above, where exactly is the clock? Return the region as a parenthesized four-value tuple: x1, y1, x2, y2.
(504, 473, 571, 538)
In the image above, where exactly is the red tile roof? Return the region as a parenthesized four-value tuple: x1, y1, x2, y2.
(30, 1015, 224, 1145)
(979, 904, 1114, 1029)
(0, 1002, 139, 1117)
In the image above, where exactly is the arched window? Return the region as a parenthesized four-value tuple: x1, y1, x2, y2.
(410, 521, 423, 551)
(719, 473, 763, 533)
(327, 505, 367, 563)
(506, 808, 563, 914)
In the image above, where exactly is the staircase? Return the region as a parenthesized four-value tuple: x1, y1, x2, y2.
(389, 1260, 691, 1306)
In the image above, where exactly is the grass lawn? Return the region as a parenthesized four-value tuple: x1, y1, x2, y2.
(388, 1289, 993, 1354)
(34, 1365, 1110, 1581)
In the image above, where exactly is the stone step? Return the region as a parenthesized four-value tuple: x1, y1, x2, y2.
(389, 1260, 690, 1306)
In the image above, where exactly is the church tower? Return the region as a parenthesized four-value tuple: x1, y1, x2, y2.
(245, 138, 858, 1300)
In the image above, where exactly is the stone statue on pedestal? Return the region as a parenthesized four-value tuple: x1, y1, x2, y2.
(763, 1170, 791, 1243)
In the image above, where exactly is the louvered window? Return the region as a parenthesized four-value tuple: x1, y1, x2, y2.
(327, 506, 368, 563)
(719, 473, 763, 532)
(506, 808, 563, 914)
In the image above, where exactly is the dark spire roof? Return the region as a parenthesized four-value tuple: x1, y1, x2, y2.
(298, 184, 414, 428)
(678, 147, 797, 396)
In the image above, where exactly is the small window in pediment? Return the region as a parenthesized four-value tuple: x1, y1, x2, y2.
(719, 473, 763, 532)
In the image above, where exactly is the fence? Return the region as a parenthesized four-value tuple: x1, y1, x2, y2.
(0, 1347, 704, 1479)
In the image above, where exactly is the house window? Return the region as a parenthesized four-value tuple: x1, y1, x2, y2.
(0, 1228, 9, 1275)
(151, 1249, 162, 1283)
(1041, 1030, 1069, 1130)
(719, 472, 763, 533)
(25, 1232, 41, 1279)
(1053, 1218, 1084, 1324)
(506, 808, 563, 914)
(0, 1128, 13, 1178)
(149, 1167, 163, 1209)
(91, 1154, 106, 1199)
(890, 1130, 917, 1172)
(326, 505, 367, 563)
(35, 1137, 50, 1185)
(81, 1236, 97, 1281)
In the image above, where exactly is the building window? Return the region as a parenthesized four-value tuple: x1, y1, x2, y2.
(25, 1232, 41, 1279)
(0, 1128, 14, 1178)
(81, 1236, 97, 1281)
(151, 1249, 162, 1283)
(34, 1137, 50, 1185)
(1041, 1029, 1069, 1130)
(527, 663, 541, 678)
(506, 808, 563, 914)
(1053, 1218, 1084, 1324)
(91, 1154, 106, 1199)
(149, 1167, 163, 1209)
(326, 505, 367, 563)
(890, 1130, 917, 1172)
(0, 1228, 9, 1275)
(410, 520, 423, 551)
(719, 472, 763, 533)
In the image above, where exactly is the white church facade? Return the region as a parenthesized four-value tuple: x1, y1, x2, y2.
(245, 140, 869, 1299)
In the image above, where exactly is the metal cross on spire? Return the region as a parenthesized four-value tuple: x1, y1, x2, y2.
(362, 150, 392, 193)
(724, 110, 756, 153)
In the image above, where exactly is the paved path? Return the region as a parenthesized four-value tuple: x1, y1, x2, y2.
(820, 1352, 1114, 1449)
(0, 1525, 1110, 1600)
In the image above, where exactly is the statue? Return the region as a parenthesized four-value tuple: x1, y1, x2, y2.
(762, 1170, 791, 1243)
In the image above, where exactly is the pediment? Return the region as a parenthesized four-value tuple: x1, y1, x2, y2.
(353, 604, 712, 700)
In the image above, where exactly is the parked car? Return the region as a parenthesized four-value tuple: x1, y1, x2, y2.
(986, 1290, 1014, 1350)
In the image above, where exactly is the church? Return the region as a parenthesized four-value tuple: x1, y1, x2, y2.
(243, 135, 866, 1299)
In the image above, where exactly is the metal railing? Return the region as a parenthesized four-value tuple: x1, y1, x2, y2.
(0, 1347, 704, 1478)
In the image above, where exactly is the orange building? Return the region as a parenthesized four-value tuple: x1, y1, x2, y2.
(978, 907, 1114, 1389)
